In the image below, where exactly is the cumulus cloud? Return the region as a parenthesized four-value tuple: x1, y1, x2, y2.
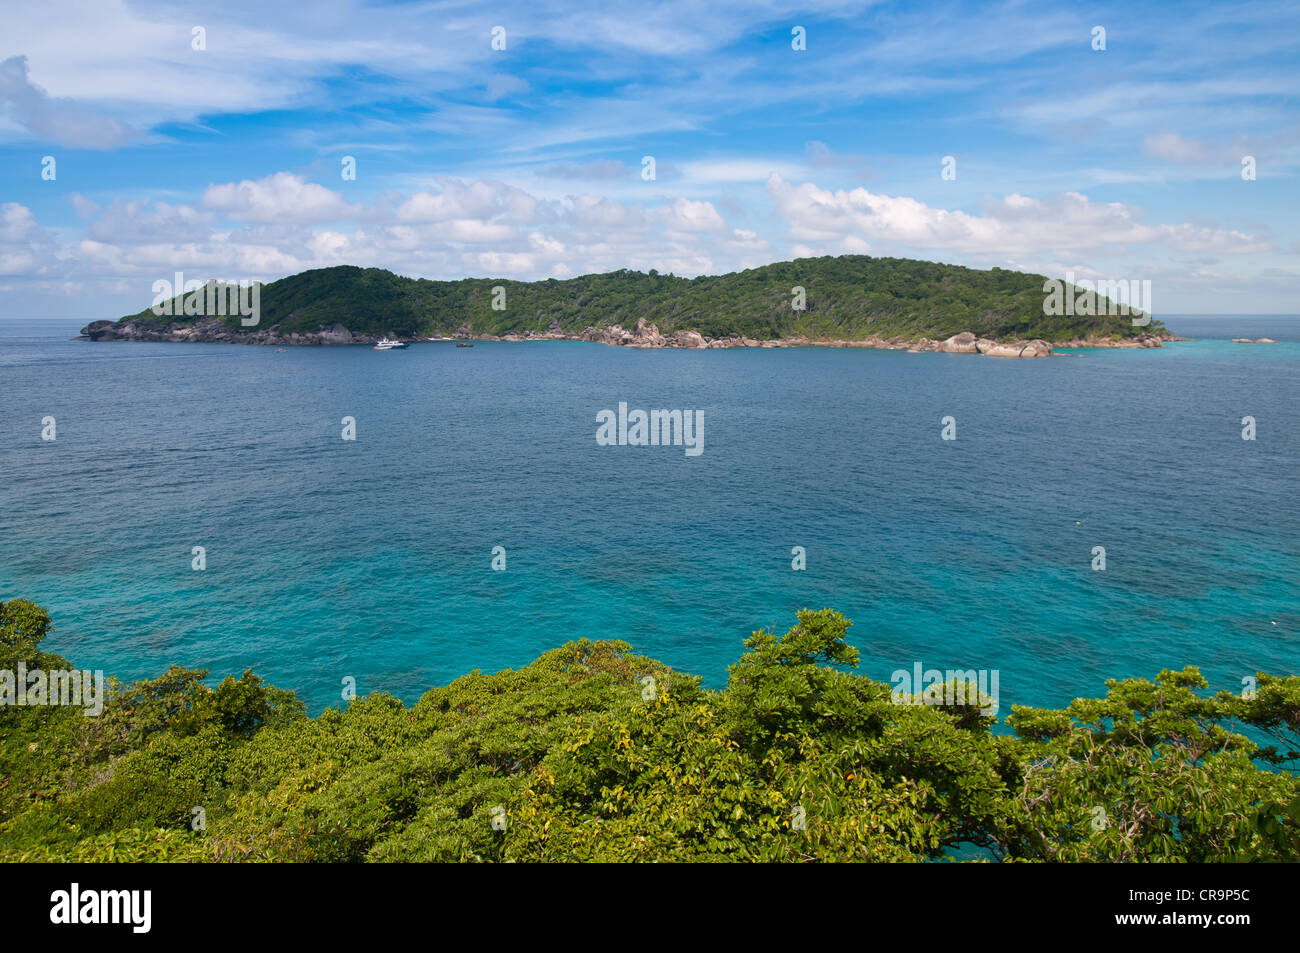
(86, 199, 215, 243)
(203, 172, 364, 224)
(0, 203, 43, 243)
(0, 202, 59, 275)
(659, 198, 728, 234)
(395, 177, 538, 225)
(566, 194, 649, 232)
(68, 193, 100, 218)
(765, 174, 1269, 259)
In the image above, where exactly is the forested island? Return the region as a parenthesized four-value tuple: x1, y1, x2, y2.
(2, 598, 1295, 862)
(80, 256, 1173, 356)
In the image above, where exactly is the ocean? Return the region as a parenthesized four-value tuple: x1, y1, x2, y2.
(1, 315, 1296, 714)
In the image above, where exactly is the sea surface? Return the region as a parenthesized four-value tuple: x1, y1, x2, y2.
(1, 315, 1296, 714)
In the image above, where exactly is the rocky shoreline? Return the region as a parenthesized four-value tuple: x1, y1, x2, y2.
(79, 316, 1177, 357)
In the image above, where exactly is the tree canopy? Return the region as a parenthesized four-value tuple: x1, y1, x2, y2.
(2, 600, 1293, 862)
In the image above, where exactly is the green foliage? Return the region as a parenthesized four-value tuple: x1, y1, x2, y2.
(118, 257, 1164, 342)
(0, 598, 64, 669)
(0, 601, 1292, 862)
(1006, 669, 1299, 861)
(6, 825, 213, 863)
(1216, 673, 1300, 768)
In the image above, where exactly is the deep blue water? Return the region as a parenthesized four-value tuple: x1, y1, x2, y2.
(1, 315, 1296, 714)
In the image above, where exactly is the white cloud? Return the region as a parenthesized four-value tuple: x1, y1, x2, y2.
(0, 202, 59, 276)
(765, 174, 1270, 260)
(68, 193, 100, 217)
(0, 173, 767, 297)
(0, 202, 42, 243)
(566, 195, 648, 231)
(2, 169, 1287, 314)
(0, 55, 134, 148)
(86, 198, 214, 243)
(659, 198, 728, 234)
(395, 177, 538, 225)
(203, 173, 363, 224)
(675, 159, 802, 184)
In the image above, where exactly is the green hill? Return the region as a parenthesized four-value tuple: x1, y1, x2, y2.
(117, 255, 1163, 342)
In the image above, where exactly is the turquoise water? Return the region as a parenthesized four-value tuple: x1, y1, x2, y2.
(1, 316, 1296, 713)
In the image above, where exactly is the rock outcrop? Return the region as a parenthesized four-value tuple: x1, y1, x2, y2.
(939, 331, 979, 353)
(81, 320, 119, 339)
(930, 331, 1052, 357)
(972, 337, 1053, 358)
(317, 323, 353, 345)
(631, 318, 667, 347)
(667, 330, 707, 348)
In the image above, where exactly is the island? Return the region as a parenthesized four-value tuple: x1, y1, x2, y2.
(80, 255, 1175, 358)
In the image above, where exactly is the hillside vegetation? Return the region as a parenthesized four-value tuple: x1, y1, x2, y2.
(119, 256, 1164, 342)
(2, 599, 1295, 862)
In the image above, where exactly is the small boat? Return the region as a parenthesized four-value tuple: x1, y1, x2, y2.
(456, 342, 475, 348)
(373, 337, 409, 350)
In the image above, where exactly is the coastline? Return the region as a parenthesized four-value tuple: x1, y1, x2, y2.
(79, 316, 1180, 358)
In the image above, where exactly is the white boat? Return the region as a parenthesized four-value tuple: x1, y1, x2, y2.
(373, 337, 408, 350)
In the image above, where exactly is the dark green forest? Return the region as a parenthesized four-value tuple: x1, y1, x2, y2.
(2, 599, 1294, 862)
(119, 256, 1163, 342)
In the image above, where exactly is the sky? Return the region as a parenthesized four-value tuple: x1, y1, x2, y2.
(1, 0, 1297, 318)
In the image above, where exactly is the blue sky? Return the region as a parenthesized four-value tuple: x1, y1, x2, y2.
(1, 0, 1297, 317)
